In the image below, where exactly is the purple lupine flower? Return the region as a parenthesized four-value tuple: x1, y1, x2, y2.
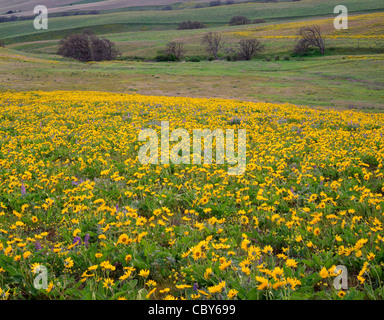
(73, 236, 81, 246)
(84, 233, 90, 247)
(35, 241, 42, 251)
(290, 187, 295, 195)
(115, 204, 119, 212)
(72, 180, 79, 186)
(21, 183, 26, 196)
(193, 283, 199, 292)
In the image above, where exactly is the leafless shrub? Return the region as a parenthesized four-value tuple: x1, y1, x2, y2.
(165, 41, 186, 60)
(201, 32, 223, 60)
(296, 25, 325, 55)
(237, 38, 265, 60)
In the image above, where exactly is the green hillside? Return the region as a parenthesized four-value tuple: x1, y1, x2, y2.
(2, 0, 384, 44)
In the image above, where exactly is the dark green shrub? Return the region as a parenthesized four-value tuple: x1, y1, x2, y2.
(155, 53, 178, 62)
(187, 56, 201, 62)
(229, 15, 251, 26)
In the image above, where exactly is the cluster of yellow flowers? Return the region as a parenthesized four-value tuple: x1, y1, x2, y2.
(0, 91, 383, 300)
(227, 12, 384, 40)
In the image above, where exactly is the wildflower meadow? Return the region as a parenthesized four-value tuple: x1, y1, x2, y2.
(0, 90, 383, 300)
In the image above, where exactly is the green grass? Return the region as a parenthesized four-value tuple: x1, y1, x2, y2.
(1, 46, 383, 111)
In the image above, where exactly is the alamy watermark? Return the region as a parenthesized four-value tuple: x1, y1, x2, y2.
(138, 121, 246, 176)
(33, 5, 48, 30)
(33, 265, 48, 290)
(333, 265, 348, 290)
(334, 5, 348, 30)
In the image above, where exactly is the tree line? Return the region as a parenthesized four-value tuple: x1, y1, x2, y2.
(56, 25, 326, 62)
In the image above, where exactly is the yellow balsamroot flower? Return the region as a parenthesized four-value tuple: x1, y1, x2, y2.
(100, 261, 115, 271)
(146, 280, 157, 287)
(286, 259, 297, 268)
(73, 229, 81, 237)
(192, 249, 203, 261)
(46, 282, 54, 293)
(286, 277, 301, 290)
(23, 251, 32, 259)
(207, 281, 225, 294)
(204, 268, 213, 280)
(0, 287, 10, 300)
(240, 216, 249, 225)
(255, 276, 270, 290)
(64, 257, 74, 269)
(262, 245, 273, 254)
(31, 263, 42, 274)
(319, 267, 329, 278)
(227, 289, 239, 299)
(367, 253, 375, 261)
(103, 278, 115, 289)
(219, 259, 232, 271)
(146, 288, 157, 299)
(117, 233, 131, 245)
(139, 269, 150, 278)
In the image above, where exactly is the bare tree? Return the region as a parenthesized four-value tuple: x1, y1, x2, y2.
(201, 32, 223, 60)
(297, 25, 325, 55)
(165, 41, 185, 60)
(237, 38, 264, 60)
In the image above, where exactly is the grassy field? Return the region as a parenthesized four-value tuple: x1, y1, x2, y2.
(1, 47, 384, 111)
